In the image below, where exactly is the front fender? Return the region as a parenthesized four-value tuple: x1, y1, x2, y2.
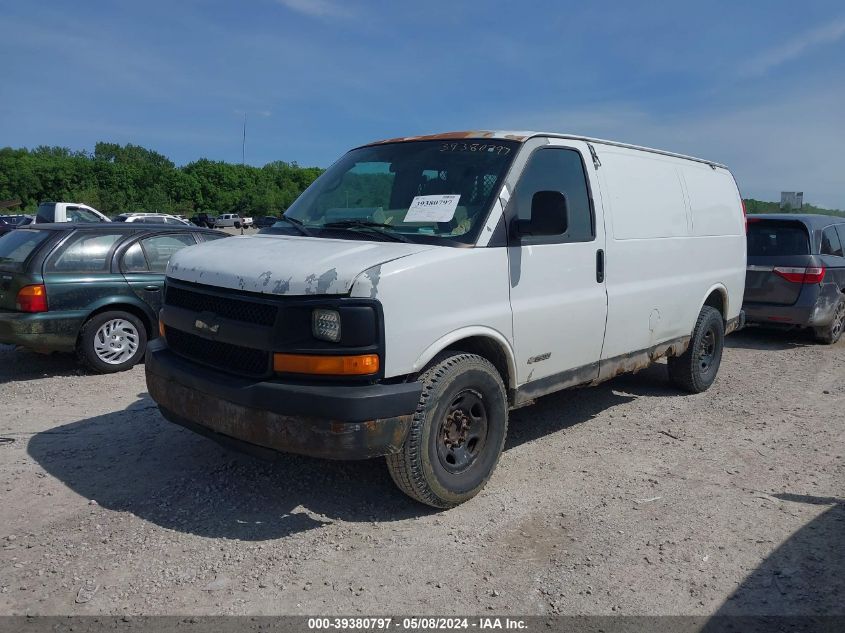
(411, 326, 517, 388)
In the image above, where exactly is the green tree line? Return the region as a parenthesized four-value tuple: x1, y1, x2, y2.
(1, 142, 842, 219)
(745, 198, 844, 218)
(0, 142, 324, 217)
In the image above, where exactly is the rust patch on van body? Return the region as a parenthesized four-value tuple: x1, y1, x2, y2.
(367, 131, 528, 145)
(595, 336, 691, 384)
(512, 336, 692, 405)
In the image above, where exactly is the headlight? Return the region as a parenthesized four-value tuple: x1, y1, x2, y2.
(312, 308, 341, 342)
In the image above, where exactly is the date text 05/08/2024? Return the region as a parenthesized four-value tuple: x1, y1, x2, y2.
(307, 617, 529, 630)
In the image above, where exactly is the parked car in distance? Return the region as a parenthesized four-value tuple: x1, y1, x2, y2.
(0, 215, 34, 236)
(0, 223, 228, 373)
(214, 213, 252, 228)
(146, 130, 747, 508)
(253, 215, 280, 229)
(0, 215, 33, 225)
(744, 214, 845, 343)
(114, 212, 190, 225)
(35, 202, 110, 224)
(189, 213, 217, 228)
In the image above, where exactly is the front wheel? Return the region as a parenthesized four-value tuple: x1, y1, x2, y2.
(814, 296, 845, 345)
(667, 306, 725, 393)
(386, 353, 509, 508)
(77, 311, 147, 373)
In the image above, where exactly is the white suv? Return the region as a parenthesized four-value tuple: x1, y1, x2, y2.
(114, 213, 189, 225)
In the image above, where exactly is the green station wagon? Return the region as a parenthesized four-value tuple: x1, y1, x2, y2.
(0, 223, 227, 372)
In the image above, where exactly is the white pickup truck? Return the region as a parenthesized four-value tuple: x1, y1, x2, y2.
(214, 213, 253, 228)
(35, 202, 110, 223)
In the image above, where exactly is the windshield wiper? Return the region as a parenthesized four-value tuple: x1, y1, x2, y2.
(323, 220, 412, 243)
(275, 215, 314, 237)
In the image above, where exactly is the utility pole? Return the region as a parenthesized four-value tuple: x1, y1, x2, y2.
(241, 112, 246, 166)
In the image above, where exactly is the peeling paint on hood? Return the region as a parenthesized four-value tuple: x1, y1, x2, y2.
(166, 234, 434, 296)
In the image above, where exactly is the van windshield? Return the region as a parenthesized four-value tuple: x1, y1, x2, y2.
(275, 139, 519, 245)
(0, 229, 52, 272)
(747, 220, 810, 256)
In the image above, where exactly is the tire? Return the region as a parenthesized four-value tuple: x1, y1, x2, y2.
(386, 353, 509, 509)
(77, 311, 148, 374)
(667, 306, 725, 393)
(814, 296, 845, 345)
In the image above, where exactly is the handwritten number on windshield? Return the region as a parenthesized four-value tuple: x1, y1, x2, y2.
(439, 143, 511, 155)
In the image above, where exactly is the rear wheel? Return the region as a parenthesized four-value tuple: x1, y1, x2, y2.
(814, 296, 845, 345)
(667, 306, 725, 393)
(386, 353, 508, 508)
(77, 311, 147, 374)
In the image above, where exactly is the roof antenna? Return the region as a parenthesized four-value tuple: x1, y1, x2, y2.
(242, 112, 246, 166)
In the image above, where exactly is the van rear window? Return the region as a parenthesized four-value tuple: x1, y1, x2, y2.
(0, 230, 52, 272)
(747, 220, 810, 256)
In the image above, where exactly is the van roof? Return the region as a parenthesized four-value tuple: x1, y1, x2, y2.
(364, 130, 727, 169)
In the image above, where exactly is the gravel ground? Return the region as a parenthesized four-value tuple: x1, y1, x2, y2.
(0, 328, 842, 616)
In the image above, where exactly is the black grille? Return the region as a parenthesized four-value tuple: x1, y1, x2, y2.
(166, 327, 269, 377)
(165, 285, 277, 326)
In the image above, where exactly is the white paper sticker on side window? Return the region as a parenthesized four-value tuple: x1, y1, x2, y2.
(404, 194, 461, 223)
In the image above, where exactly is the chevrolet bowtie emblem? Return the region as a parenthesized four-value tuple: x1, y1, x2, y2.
(194, 319, 220, 334)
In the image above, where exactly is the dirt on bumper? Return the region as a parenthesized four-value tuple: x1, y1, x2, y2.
(146, 369, 413, 461)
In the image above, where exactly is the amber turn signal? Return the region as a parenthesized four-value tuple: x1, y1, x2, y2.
(158, 320, 166, 338)
(273, 353, 379, 376)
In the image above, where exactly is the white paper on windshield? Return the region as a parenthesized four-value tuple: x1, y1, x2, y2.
(404, 194, 461, 223)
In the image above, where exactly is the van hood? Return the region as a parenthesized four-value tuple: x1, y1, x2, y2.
(167, 234, 435, 296)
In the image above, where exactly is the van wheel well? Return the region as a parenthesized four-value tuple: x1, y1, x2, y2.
(704, 289, 726, 321)
(442, 336, 513, 401)
(81, 304, 154, 340)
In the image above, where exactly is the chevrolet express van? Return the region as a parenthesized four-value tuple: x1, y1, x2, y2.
(145, 131, 746, 508)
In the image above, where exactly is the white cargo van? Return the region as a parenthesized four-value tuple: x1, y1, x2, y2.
(146, 131, 746, 507)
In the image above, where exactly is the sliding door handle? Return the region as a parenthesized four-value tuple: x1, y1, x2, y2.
(596, 249, 605, 283)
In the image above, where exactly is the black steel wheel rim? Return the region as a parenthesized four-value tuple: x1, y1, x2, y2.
(698, 326, 718, 373)
(436, 389, 488, 474)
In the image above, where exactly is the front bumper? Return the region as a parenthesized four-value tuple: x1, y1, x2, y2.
(0, 309, 86, 352)
(144, 339, 422, 460)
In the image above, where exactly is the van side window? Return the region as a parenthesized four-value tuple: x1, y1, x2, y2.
(821, 226, 843, 257)
(514, 148, 593, 242)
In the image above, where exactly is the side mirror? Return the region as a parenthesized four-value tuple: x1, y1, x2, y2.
(511, 191, 568, 238)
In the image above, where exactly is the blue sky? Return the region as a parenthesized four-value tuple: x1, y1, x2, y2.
(1, 0, 844, 208)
